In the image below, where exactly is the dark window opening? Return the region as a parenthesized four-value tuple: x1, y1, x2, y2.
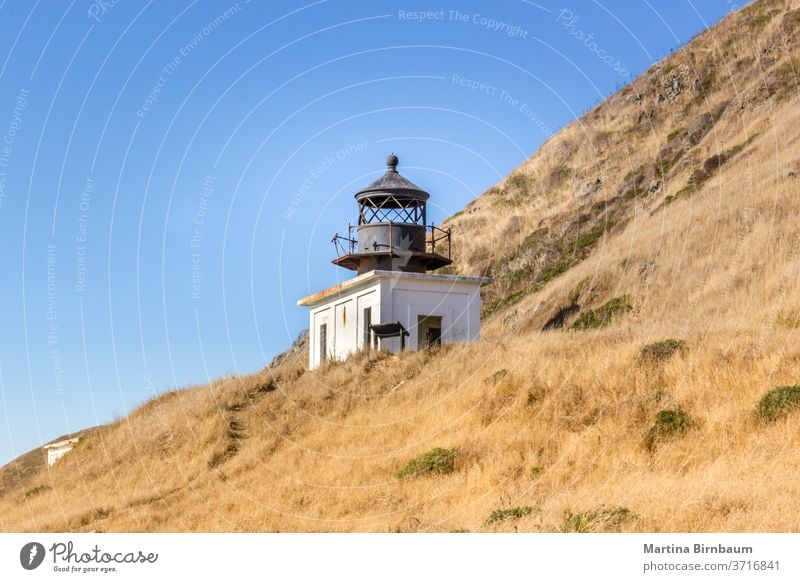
(363, 307, 372, 349)
(319, 323, 327, 362)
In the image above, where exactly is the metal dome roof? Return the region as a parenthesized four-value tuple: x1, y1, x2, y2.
(354, 155, 430, 206)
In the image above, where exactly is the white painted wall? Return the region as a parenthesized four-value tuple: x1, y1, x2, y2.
(300, 271, 489, 369)
(310, 307, 330, 366)
(45, 445, 74, 466)
(307, 281, 381, 368)
(388, 283, 479, 351)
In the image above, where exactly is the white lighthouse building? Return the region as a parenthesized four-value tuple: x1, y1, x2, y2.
(298, 155, 492, 369)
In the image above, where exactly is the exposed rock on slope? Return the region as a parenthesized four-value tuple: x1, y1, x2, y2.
(445, 0, 800, 331)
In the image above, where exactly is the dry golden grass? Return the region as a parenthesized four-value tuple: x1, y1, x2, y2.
(1, 0, 800, 532)
(2, 329, 800, 532)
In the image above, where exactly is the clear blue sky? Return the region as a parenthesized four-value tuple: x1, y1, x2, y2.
(0, 0, 736, 465)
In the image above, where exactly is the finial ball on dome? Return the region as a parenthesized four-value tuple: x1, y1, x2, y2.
(386, 153, 399, 170)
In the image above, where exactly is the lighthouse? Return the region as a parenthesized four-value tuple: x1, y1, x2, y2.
(298, 155, 492, 369)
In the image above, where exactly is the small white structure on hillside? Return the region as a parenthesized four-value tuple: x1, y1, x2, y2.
(43, 436, 80, 467)
(298, 155, 492, 369)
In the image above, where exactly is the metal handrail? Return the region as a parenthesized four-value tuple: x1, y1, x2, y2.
(332, 223, 452, 260)
(427, 224, 452, 258)
(331, 224, 357, 256)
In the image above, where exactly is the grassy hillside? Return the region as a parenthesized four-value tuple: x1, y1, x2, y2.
(3, 0, 800, 532)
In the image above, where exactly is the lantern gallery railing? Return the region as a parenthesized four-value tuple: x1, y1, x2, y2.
(332, 223, 452, 260)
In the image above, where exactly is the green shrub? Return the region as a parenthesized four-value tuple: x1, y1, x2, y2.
(660, 194, 675, 207)
(656, 184, 695, 213)
(562, 506, 633, 532)
(485, 506, 535, 526)
(639, 339, 686, 363)
(728, 134, 759, 156)
(564, 226, 606, 254)
(757, 386, 800, 422)
(397, 447, 458, 479)
(645, 409, 693, 450)
(502, 264, 535, 288)
(570, 295, 632, 330)
(485, 286, 536, 313)
(539, 258, 577, 285)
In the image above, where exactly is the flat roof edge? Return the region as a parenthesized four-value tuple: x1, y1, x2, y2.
(297, 270, 493, 307)
(370, 270, 494, 285)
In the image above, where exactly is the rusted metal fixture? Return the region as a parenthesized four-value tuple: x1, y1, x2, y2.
(368, 321, 410, 350)
(332, 155, 452, 274)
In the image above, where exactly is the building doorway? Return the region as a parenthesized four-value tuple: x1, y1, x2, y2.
(417, 315, 442, 349)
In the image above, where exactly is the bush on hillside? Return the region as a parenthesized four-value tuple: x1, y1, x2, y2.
(485, 506, 535, 526)
(645, 409, 693, 450)
(757, 386, 800, 422)
(397, 448, 457, 479)
(562, 506, 633, 532)
(639, 339, 686, 363)
(570, 295, 632, 330)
